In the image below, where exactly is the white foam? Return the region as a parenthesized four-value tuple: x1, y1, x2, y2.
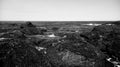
(35, 46, 46, 51)
(47, 34, 56, 37)
(83, 23, 101, 26)
(0, 38, 6, 40)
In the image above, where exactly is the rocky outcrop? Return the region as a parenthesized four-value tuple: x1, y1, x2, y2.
(80, 21, 120, 67)
(1, 21, 119, 67)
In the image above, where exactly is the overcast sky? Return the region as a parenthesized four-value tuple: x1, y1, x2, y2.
(0, 0, 120, 21)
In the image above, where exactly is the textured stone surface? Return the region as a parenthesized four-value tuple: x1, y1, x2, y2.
(1, 21, 119, 67)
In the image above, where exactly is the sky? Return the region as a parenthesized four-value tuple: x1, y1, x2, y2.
(0, 0, 120, 21)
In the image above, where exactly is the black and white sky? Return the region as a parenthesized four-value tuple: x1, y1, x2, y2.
(0, 0, 120, 21)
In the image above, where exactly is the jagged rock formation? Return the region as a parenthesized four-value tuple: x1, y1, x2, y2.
(0, 21, 119, 67)
(80, 21, 120, 67)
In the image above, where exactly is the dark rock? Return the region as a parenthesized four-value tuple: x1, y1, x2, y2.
(0, 38, 51, 67)
(0, 30, 26, 39)
(25, 21, 36, 27)
(20, 22, 47, 35)
(80, 22, 120, 66)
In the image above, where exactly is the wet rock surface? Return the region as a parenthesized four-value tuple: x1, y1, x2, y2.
(0, 21, 120, 67)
